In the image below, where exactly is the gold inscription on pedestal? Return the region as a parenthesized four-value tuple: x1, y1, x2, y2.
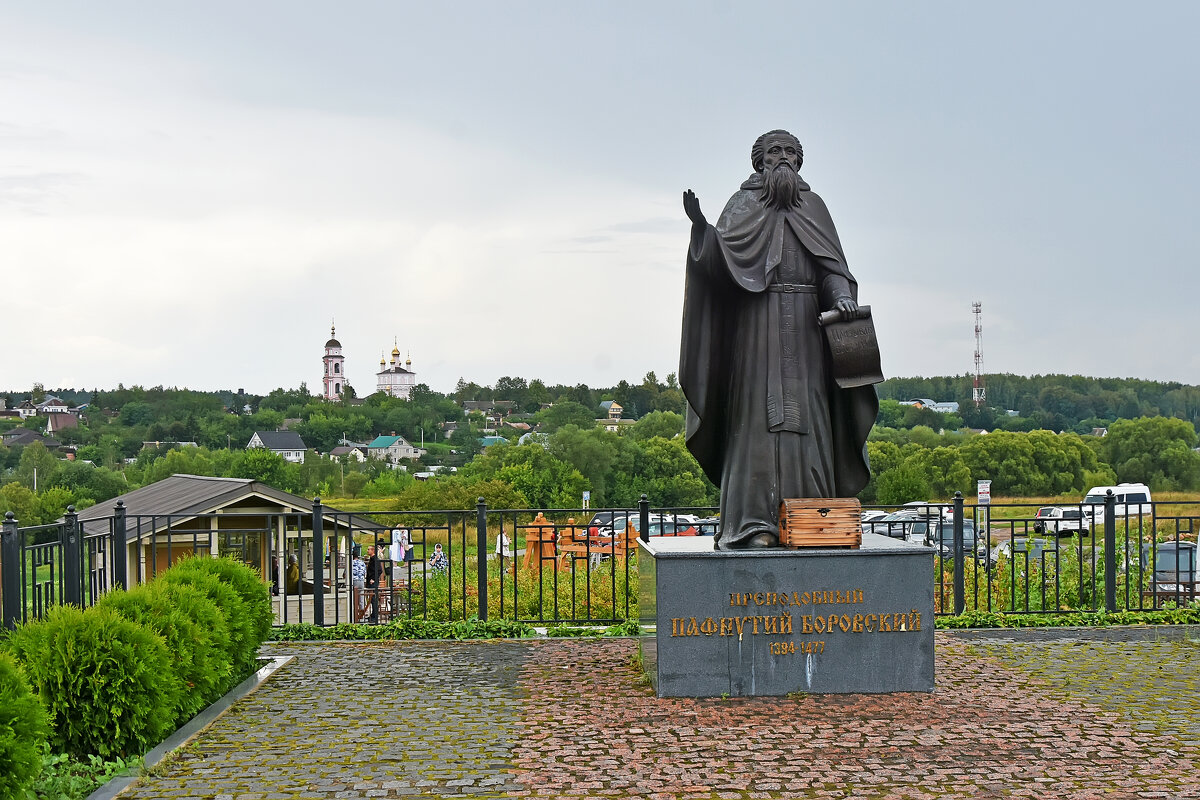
(670, 587, 922, 657)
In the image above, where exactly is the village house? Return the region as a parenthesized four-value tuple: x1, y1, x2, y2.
(329, 444, 369, 462)
(367, 433, 424, 465)
(247, 431, 308, 463)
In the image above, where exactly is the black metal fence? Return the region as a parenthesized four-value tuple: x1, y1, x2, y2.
(3, 491, 1196, 630)
(1, 496, 714, 629)
(863, 492, 1199, 615)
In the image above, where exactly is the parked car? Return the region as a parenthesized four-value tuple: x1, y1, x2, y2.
(694, 517, 720, 536)
(646, 521, 700, 536)
(864, 511, 932, 543)
(587, 511, 632, 532)
(586, 511, 662, 535)
(990, 537, 1057, 563)
(902, 501, 953, 520)
(927, 519, 984, 559)
(1082, 483, 1153, 520)
(1033, 506, 1090, 536)
(1140, 540, 1197, 587)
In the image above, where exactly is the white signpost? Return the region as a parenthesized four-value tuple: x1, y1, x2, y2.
(977, 480, 992, 505)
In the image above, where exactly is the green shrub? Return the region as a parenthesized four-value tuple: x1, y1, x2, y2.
(270, 617, 536, 641)
(5, 605, 179, 759)
(0, 651, 50, 797)
(96, 583, 229, 726)
(160, 568, 257, 677)
(935, 607, 1200, 628)
(172, 555, 273, 645)
(157, 580, 235, 705)
(32, 752, 138, 800)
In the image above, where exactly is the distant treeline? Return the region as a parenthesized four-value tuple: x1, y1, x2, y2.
(877, 373, 1200, 433)
(8, 372, 1200, 436)
(3, 373, 1200, 522)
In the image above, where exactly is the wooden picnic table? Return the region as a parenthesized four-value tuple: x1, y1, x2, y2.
(522, 513, 561, 571)
(519, 515, 656, 572)
(557, 520, 644, 570)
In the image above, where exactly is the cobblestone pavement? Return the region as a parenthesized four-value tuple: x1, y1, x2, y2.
(118, 629, 1200, 799)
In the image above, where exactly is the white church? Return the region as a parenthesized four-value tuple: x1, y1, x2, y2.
(375, 341, 416, 399)
(321, 324, 417, 401)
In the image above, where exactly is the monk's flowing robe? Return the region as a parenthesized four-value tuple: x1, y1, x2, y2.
(680, 172, 878, 548)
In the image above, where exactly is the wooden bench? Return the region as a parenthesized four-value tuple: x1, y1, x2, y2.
(1141, 581, 1197, 608)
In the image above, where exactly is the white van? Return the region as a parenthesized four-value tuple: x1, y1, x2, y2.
(1082, 483, 1153, 519)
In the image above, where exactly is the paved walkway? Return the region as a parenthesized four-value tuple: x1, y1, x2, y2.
(118, 628, 1200, 799)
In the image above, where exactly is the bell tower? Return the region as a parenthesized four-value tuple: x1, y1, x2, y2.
(322, 322, 345, 401)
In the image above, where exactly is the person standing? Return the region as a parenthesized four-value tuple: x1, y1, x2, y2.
(427, 543, 448, 575)
(285, 554, 300, 594)
(351, 545, 367, 620)
(365, 545, 384, 623)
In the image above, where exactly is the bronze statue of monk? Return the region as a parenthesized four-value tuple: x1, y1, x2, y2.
(681, 130, 878, 550)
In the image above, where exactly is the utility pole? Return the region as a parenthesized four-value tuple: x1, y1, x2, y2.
(972, 302, 986, 407)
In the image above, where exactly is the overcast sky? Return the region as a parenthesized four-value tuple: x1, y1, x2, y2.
(4, 2, 1199, 396)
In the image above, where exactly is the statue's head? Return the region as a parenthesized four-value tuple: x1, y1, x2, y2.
(752, 130, 805, 209)
(751, 129, 804, 174)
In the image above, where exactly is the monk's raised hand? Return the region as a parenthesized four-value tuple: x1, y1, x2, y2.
(683, 190, 707, 228)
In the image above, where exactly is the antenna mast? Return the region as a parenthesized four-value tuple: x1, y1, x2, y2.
(972, 302, 986, 407)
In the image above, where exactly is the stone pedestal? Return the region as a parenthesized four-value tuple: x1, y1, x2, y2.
(638, 533, 934, 697)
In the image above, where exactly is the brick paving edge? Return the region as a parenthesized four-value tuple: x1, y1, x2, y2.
(86, 654, 295, 800)
(943, 622, 1200, 642)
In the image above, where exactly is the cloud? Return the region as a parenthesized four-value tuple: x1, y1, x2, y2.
(0, 171, 85, 211)
(4, 3, 1200, 396)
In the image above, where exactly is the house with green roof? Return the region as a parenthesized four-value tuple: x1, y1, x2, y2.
(367, 433, 424, 466)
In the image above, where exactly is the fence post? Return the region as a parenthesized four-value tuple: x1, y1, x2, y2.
(1104, 489, 1117, 612)
(2, 512, 20, 630)
(952, 491, 965, 615)
(476, 497, 488, 621)
(312, 497, 325, 627)
(639, 495, 650, 544)
(112, 500, 128, 590)
(62, 505, 81, 608)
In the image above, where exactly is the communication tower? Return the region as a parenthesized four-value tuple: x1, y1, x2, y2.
(972, 302, 986, 407)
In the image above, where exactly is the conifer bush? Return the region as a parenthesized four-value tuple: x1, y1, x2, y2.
(96, 582, 229, 725)
(0, 651, 50, 798)
(172, 555, 273, 645)
(157, 579, 235, 705)
(5, 605, 179, 759)
(160, 567, 257, 676)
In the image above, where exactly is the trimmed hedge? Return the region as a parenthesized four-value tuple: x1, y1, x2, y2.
(270, 618, 538, 641)
(160, 567, 257, 677)
(157, 579, 235, 704)
(6, 605, 179, 759)
(936, 606, 1200, 628)
(171, 556, 273, 647)
(96, 582, 227, 725)
(1, 553, 274, 763)
(0, 651, 50, 798)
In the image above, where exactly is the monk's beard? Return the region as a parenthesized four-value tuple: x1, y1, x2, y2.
(760, 163, 803, 210)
